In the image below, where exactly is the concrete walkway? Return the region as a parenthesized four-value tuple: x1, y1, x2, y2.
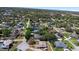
(47, 41, 53, 51)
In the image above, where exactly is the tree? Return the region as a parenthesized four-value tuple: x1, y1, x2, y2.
(0, 29, 3, 37)
(39, 27, 48, 35)
(65, 25, 73, 32)
(12, 20, 16, 26)
(28, 39, 36, 45)
(44, 33, 57, 42)
(2, 28, 11, 37)
(0, 29, 2, 34)
(75, 29, 79, 34)
(25, 28, 32, 41)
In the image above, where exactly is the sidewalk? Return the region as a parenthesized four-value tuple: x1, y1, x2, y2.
(47, 41, 53, 51)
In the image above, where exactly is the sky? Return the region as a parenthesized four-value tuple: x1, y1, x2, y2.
(31, 7, 79, 12)
(0, 0, 79, 11)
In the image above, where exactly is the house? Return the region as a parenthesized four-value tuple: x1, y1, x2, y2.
(70, 32, 78, 38)
(55, 33, 61, 39)
(55, 41, 67, 48)
(34, 34, 43, 39)
(0, 40, 13, 49)
(11, 29, 20, 38)
(60, 28, 65, 31)
(17, 41, 29, 51)
(35, 41, 47, 49)
(1, 22, 11, 28)
(32, 30, 39, 33)
(55, 33, 63, 39)
(2, 40, 13, 49)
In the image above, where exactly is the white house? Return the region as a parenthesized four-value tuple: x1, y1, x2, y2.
(0, 40, 13, 49)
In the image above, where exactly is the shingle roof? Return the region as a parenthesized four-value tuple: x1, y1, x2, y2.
(3, 40, 13, 46)
(55, 41, 67, 48)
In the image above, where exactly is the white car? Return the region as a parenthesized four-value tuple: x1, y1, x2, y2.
(64, 48, 70, 51)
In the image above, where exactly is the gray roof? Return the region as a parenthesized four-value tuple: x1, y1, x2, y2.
(0, 40, 12, 49)
(34, 34, 42, 39)
(55, 41, 67, 48)
(3, 40, 13, 46)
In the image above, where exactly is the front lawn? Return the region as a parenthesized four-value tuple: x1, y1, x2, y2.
(50, 41, 64, 51)
(63, 32, 70, 38)
(70, 38, 77, 44)
(54, 48, 64, 51)
(70, 38, 79, 46)
(63, 40, 74, 49)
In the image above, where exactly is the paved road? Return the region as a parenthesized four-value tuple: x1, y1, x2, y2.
(26, 19, 30, 28)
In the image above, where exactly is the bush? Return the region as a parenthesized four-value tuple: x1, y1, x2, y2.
(45, 33, 57, 42)
(2, 28, 11, 37)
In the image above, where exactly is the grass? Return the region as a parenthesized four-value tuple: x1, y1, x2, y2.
(63, 40, 74, 49)
(54, 48, 64, 51)
(63, 32, 70, 38)
(70, 38, 77, 44)
(50, 41, 64, 51)
(70, 38, 79, 46)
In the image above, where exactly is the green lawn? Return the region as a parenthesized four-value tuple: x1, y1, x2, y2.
(63, 32, 70, 38)
(70, 38, 79, 46)
(50, 41, 64, 51)
(54, 48, 64, 51)
(63, 40, 74, 49)
(70, 38, 77, 44)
